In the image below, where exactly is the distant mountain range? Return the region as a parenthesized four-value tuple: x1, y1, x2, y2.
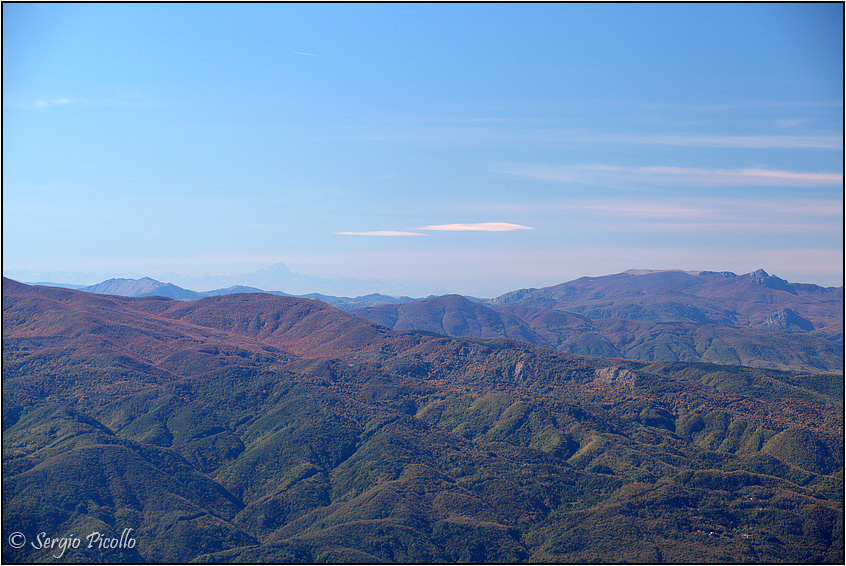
(3, 278, 842, 563)
(11, 261, 423, 297)
(487, 269, 841, 335)
(27, 268, 843, 373)
(159, 261, 425, 296)
(32, 276, 417, 309)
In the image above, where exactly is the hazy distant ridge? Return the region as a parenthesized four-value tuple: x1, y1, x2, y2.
(28, 275, 418, 310)
(352, 269, 843, 372)
(19, 267, 843, 372)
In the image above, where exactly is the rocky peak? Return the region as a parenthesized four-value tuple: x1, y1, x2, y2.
(747, 269, 796, 295)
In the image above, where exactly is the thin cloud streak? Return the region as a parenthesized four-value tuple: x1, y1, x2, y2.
(636, 166, 843, 185)
(555, 197, 842, 231)
(5, 94, 158, 110)
(335, 223, 535, 236)
(420, 222, 534, 232)
(351, 122, 842, 151)
(505, 163, 844, 187)
(335, 231, 426, 236)
(453, 196, 841, 238)
(627, 221, 841, 234)
(8, 98, 73, 109)
(560, 131, 844, 150)
(466, 197, 843, 218)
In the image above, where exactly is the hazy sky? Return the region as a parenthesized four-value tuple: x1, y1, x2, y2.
(3, 3, 843, 296)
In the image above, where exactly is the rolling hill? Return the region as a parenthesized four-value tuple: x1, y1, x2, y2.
(2, 278, 843, 563)
(350, 294, 544, 344)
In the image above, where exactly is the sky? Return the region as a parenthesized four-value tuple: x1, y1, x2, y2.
(3, 3, 843, 297)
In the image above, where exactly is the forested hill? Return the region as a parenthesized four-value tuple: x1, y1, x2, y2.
(3, 279, 843, 563)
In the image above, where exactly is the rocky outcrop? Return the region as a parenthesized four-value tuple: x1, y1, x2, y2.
(763, 308, 815, 332)
(594, 366, 638, 389)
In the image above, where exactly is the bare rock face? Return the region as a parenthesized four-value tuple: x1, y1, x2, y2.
(594, 366, 638, 389)
(763, 308, 815, 332)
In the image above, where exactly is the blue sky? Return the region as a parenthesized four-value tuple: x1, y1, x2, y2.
(3, 3, 843, 296)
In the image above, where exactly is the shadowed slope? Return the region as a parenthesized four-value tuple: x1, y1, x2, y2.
(157, 292, 391, 357)
(351, 294, 545, 345)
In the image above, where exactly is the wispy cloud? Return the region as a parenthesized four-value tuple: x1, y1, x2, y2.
(456, 196, 841, 238)
(350, 118, 843, 151)
(420, 222, 534, 232)
(773, 119, 811, 129)
(293, 51, 319, 57)
(335, 222, 534, 237)
(557, 197, 842, 221)
(504, 163, 844, 188)
(555, 131, 843, 150)
(8, 98, 74, 110)
(335, 230, 426, 236)
(5, 94, 158, 110)
(570, 196, 842, 237)
(633, 165, 843, 185)
(468, 195, 843, 218)
(627, 220, 841, 234)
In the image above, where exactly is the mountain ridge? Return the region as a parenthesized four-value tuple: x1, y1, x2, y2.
(352, 295, 842, 373)
(344, 269, 843, 372)
(15, 268, 842, 372)
(486, 268, 842, 335)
